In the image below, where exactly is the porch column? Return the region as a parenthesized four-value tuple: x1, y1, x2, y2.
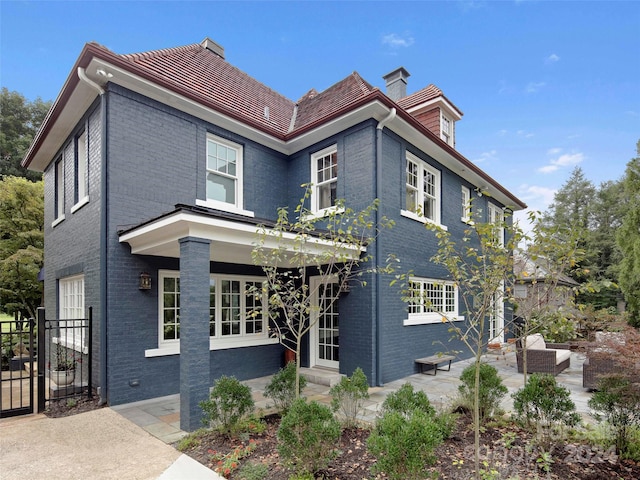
(179, 236, 211, 431)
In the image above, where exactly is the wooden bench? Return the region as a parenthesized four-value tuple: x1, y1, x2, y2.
(415, 355, 455, 376)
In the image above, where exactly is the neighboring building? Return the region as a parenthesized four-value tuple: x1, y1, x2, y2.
(23, 38, 526, 430)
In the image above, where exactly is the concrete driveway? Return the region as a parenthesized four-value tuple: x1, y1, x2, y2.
(0, 408, 215, 480)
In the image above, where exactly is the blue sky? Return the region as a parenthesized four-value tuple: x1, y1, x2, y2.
(2, 1, 639, 223)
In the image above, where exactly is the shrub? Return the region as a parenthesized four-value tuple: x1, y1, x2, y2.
(236, 461, 269, 480)
(529, 310, 577, 343)
(330, 367, 370, 427)
(380, 382, 435, 417)
(199, 375, 254, 435)
(458, 363, 508, 423)
(264, 362, 306, 413)
(589, 374, 640, 458)
(512, 373, 580, 450)
(277, 398, 341, 476)
(367, 409, 441, 480)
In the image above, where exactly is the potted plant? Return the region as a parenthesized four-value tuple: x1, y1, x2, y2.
(49, 344, 76, 386)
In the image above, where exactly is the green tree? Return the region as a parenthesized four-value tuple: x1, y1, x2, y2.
(0, 176, 44, 317)
(617, 141, 640, 326)
(252, 186, 394, 396)
(0, 88, 51, 182)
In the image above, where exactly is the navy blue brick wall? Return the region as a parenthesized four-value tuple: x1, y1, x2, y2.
(42, 98, 103, 389)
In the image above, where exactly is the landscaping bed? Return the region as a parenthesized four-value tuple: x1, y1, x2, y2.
(179, 414, 640, 479)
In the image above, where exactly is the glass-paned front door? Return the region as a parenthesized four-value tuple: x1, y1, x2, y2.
(312, 277, 340, 369)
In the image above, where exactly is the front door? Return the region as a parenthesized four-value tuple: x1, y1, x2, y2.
(311, 277, 340, 369)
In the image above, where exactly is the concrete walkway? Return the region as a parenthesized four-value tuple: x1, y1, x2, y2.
(1, 349, 593, 479)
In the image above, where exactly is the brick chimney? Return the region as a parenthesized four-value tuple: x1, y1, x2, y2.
(382, 67, 410, 101)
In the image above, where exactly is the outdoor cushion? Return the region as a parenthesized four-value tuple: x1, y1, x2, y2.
(523, 333, 546, 350)
(553, 349, 572, 365)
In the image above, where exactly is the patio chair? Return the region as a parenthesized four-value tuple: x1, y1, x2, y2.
(582, 331, 624, 390)
(515, 333, 571, 376)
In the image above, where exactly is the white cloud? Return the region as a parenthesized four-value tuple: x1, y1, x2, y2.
(525, 81, 546, 94)
(538, 151, 585, 174)
(519, 184, 557, 210)
(382, 33, 415, 49)
(517, 130, 534, 138)
(498, 129, 508, 136)
(474, 150, 498, 163)
(545, 53, 560, 64)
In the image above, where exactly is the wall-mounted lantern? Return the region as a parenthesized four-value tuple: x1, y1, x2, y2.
(139, 272, 152, 291)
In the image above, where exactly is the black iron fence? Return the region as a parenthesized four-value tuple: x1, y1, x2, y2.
(0, 314, 35, 418)
(37, 307, 93, 411)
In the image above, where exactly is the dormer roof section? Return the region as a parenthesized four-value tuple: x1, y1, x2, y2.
(398, 84, 463, 121)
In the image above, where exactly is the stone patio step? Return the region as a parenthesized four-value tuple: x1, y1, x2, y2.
(299, 367, 343, 387)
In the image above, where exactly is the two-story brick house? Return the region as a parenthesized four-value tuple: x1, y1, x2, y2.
(23, 38, 526, 430)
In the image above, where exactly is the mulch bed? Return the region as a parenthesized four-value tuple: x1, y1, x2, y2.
(179, 414, 640, 479)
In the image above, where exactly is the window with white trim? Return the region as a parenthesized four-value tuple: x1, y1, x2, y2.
(159, 271, 268, 347)
(205, 134, 243, 208)
(488, 202, 504, 246)
(58, 274, 87, 353)
(461, 186, 471, 223)
(311, 145, 338, 213)
(74, 129, 88, 207)
(441, 113, 453, 146)
(54, 156, 65, 222)
(403, 153, 441, 225)
(405, 277, 461, 325)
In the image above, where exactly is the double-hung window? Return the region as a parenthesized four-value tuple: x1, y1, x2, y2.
(197, 134, 252, 215)
(488, 202, 504, 246)
(441, 114, 453, 146)
(311, 145, 338, 213)
(153, 271, 272, 356)
(461, 186, 472, 223)
(404, 277, 462, 325)
(72, 129, 89, 212)
(58, 274, 87, 353)
(402, 153, 442, 226)
(54, 156, 65, 225)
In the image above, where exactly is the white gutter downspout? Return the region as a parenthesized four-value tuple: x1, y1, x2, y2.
(374, 107, 396, 386)
(78, 67, 108, 405)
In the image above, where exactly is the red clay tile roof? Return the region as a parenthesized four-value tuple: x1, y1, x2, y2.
(293, 72, 377, 130)
(120, 42, 296, 136)
(397, 84, 463, 116)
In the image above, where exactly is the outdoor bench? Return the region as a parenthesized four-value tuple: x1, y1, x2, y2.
(415, 354, 455, 376)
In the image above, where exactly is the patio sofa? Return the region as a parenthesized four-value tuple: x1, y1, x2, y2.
(516, 333, 571, 375)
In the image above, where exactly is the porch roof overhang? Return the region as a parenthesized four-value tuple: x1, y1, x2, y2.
(117, 204, 364, 266)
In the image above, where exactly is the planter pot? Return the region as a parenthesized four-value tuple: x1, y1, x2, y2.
(487, 343, 502, 351)
(50, 369, 75, 386)
(284, 349, 296, 365)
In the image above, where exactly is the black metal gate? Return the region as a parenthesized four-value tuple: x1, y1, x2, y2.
(36, 307, 93, 412)
(0, 315, 35, 418)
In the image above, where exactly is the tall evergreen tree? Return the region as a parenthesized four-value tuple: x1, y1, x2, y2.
(0, 88, 51, 182)
(617, 141, 640, 326)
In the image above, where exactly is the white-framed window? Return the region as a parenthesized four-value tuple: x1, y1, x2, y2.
(461, 186, 472, 223)
(405, 277, 462, 325)
(53, 156, 65, 225)
(401, 152, 443, 226)
(488, 202, 504, 246)
(441, 113, 453, 146)
(311, 145, 338, 213)
(58, 274, 87, 353)
(151, 271, 273, 356)
(72, 129, 89, 212)
(196, 134, 253, 216)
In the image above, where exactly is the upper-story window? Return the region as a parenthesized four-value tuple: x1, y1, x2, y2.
(441, 114, 453, 146)
(461, 186, 472, 223)
(488, 202, 504, 246)
(54, 156, 65, 225)
(73, 129, 89, 211)
(204, 134, 243, 204)
(402, 152, 442, 226)
(310, 145, 338, 213)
